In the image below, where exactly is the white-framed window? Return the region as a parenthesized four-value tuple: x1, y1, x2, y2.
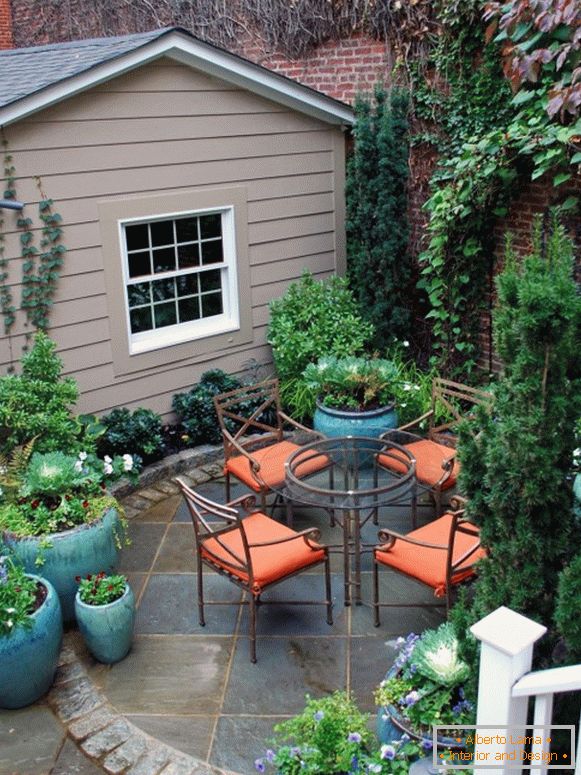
(121, 207, 240, 355)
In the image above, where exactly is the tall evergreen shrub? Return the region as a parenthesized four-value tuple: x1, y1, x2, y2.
(346, 86, 412, 347)
(458, 217, 581, 628)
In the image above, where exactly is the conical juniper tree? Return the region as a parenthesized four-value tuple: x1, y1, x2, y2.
(458, 216, 581, 630)
(346, 86, 412, 347)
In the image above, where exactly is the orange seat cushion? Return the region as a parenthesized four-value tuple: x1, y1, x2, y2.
(374, 513, 485, 597)
(379, 439, 460, 490)
(200, 511, 325, 593)
(225, 440, 327, 492)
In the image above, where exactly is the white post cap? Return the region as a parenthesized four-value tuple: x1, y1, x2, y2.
(470, 606, 547, 656)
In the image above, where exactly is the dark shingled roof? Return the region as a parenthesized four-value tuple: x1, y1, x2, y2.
(0, 28, 172, 109)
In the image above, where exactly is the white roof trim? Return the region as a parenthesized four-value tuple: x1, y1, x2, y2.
(0, 30, 354, 127)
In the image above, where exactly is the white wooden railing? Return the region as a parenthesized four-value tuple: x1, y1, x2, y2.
(470, 606, 581, 775)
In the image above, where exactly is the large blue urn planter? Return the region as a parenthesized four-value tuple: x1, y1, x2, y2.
(0, 575, 62, 709)
(314, 402, 398, 440)
(3, 507, 122, 623)
(75, 583, 135, 664)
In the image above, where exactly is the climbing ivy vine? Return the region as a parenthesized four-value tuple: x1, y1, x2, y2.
(414, 0, 581, 376)
(0, 142, 67, 346)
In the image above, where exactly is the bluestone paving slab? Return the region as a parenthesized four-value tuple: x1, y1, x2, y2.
(134, 494, 183, 522)
(238, 573, 347, 636)
(101, 635, 232, 714)
(118, 523, 168, 572)
(127, 715, 215, 761)
(126, 572, 148, 602)
(136, 574, 241, 635)
(349, 637, 398, 713)
(351, 600, 445, 637)
(0, 705, 65, 775)
(51, 737, 104, 775)
(210, 716, 286, 775)
(152, 524, 197, 573)
(222, 636, 347, 714)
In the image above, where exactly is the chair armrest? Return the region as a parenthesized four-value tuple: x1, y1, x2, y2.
(222, 428, 261, 472)
(449, 494, 468, 511)
(248, 527, 326, 551)
(375, 527, 449, 552)
(279, 411, 324, 439)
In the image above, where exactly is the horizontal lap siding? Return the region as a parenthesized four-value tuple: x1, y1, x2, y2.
(0, 60, 342, 416)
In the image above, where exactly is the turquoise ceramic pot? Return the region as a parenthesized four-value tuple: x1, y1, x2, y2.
(75, 584, 135, 664)
(314, 402, 398, 439)
(3, 507, 122, 623)
(0, 575, 63, 709)
(574, 473, 581, 521)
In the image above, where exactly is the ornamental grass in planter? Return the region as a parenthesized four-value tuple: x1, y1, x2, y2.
(75, 572, 135, 664)
(304, 356, 399, 439)
(0, 554, 62, 708)
(0, 449, 138, 621)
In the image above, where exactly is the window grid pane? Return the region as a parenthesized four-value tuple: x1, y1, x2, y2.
(125, 214, 226, 336)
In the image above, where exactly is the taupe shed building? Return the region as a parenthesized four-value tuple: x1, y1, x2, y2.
(0, 28, 353, 417)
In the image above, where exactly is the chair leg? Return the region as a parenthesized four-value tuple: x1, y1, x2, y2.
(433, 488, 442, 517)
(225, 472, 231, 503)
(249, 594, 257, 664)
(285, 498, 294, 529)
(197, 562, 205, 627)
(372, 557, 380, 628)
(324, 556, 333, 625)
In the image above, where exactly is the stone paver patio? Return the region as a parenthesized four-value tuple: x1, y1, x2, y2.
(0, 453, 446, 775)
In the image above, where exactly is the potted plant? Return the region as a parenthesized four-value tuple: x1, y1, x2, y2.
(303, 356, 399, 439)
(572, 418, 581, 522)
(255, 691, 423, 774)
(0, 449, 138, 622)
(0, 554, 62, 709)
(375, 623, 474, 751)
(75, 571, 135, 664)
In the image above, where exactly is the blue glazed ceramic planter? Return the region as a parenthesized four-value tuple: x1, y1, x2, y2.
(75, 584, 135, 664)
(3, 507, 122, 623)
(0, 575, 63, 709)
(574, 473, 581, 521)
(314, 402, 398, 440)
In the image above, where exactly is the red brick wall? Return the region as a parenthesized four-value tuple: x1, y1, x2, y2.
(0, 0, 13, 49)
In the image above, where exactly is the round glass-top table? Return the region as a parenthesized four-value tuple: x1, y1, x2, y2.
(279, 435, 416, 606)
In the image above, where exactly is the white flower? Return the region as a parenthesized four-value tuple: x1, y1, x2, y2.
(5, 607, 16, 614)
(104, 455, 112, 464)
(400, 403, 407, 409)
(78, 451, 88, 461)
(74, 460, 83, 472)
(6, 619, 13, 629)
(122, 454, 133, 472)
(402, 340, 410, 347)
(414, 385, 421, 391)
(402, 383, 411, 392)
(104, 462, 113, 475)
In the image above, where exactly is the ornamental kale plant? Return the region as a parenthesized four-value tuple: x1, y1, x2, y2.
(375, 625, 474, 736)
(0, 450, 138, 539)
(77, 572, 127, 606)
(256, 691, 423, 774)
(0, 555, 39, 636)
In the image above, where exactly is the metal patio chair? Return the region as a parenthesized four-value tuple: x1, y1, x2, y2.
(176, 478, 333, 663)
(378, 378, 492, 519)
(372, 496, 485, 617)
(213, 378, 325, 519)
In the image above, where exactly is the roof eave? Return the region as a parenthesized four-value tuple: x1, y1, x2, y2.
(0, 30, 354, 128)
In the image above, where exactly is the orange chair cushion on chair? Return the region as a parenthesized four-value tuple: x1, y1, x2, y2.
(379, 439, 460, 490)
(200, 511, 325, 593)
(225, 440, 327, 492)
(374, 513, 485, 597)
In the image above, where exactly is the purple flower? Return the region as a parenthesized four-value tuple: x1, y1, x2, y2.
(380, 744, 396, 760)
(313, 710, 325, 722)
(265, 749, 275, 763)
(0, 558, 7, 585)
(254, 759, 265, 772)
(348, 732, 362, 743)
(404, 690, 420, 707)
(290, 747, 301, 756)
(349, 755, 359, 773)
(422, 740, 433, 752)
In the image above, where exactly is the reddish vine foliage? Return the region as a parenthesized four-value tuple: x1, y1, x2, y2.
(484, 0, 581, 119)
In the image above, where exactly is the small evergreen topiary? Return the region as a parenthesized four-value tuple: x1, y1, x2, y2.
(346, 86, 412, 347)
(99, 407, 164, 463)
(457, 216, 581, 633)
